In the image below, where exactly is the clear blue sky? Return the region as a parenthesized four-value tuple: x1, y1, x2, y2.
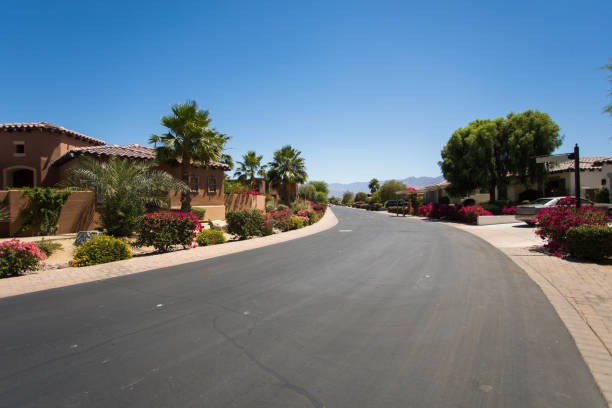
(1, 0, 611, 183)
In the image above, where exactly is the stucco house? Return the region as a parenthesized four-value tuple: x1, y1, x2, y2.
(1, 122, 106, 188)
(1, 122, 230, 220)
(594, 157, 612, 202)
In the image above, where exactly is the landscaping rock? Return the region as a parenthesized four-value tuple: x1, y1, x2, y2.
(209, 220, 228, 232)
(74, 231, 101, 246)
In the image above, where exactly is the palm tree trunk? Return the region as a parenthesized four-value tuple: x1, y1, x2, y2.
(181, 152, 191, 213)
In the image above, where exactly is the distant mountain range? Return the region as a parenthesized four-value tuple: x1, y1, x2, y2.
(327, 176, 444, 198)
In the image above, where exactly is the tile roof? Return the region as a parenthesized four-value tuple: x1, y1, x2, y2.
(52, 144, 230, 169)
(0, 122, 105, 145)
(548, 156, 612, 173)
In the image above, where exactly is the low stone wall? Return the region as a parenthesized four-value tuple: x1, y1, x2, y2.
(0, 190, 97, 237)
(477, 215, 518, 226)
(224, 194, 266, 212)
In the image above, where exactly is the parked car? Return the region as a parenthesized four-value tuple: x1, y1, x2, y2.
(384, 200, 407, 208)
(515, 196, 594, 225)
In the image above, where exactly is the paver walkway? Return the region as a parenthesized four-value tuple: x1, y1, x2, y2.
(0, 210, 338, 299)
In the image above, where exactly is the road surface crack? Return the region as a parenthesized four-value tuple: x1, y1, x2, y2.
(212, 316, 325, 408)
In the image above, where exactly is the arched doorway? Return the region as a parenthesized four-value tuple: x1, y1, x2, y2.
(3, 166, 37, 188)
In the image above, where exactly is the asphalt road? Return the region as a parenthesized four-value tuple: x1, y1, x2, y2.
(0, 207, 605, 407)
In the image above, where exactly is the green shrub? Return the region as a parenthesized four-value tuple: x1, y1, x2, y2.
(290, 201, 310, 212)
(191, 207, 207, 220)
(291, 216, 304, 229)
(196, 229, 226, 246)
(34, 239, 62, 257)
(136, 211, 202, 252)
(226, 210, 265, 239)
(594, 188, 610, 203)
(278, 204, 289, 210)
(224, 180, 248, 194)
(70, 235, 132, 267)
(566, 225, 612, 261)
(439, 196, 450, 204)
(0, 239, 46, 278)
(462, 198, 476, 206)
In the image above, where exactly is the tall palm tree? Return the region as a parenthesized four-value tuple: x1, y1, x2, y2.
(234, 151, 267, 189)
(369, 178, 380, 193)
(267, 145, 307, 204)
(149, 101, 229, 212)
(64, 157, 187, 237)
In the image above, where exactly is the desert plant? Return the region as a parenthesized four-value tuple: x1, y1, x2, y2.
(566, 225, 612, 261)
(136, 211, 202, 252)
(34, 239, 62, 257)
(0, 239, 46, 278)
(291, 216, 305, 229)
(64, 157, 187, 237)
(70, 235, 131, 267)
(234, 151, 267, 189)
(195, 229, 226, 246)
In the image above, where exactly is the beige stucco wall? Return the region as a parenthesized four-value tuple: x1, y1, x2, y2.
(0, 190, 97, 237)
(224, 194, 266, 212)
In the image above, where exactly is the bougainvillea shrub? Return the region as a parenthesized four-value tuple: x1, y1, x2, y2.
(226, 210, 265, 239)
(268, 209, 294, 232)
(311, 203, 327, 214)
(296, 209, 316, 225)
(70, 235, 132, 267)
(0, 239, 46, 278)
(236, 190, 261, 195)
(136, 211, 202, 252)
(501, 207, 516, 215)
(416, 204, 492, 224)
(535, 204, 609, 256)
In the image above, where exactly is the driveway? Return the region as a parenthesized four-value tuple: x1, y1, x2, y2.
(0, 207, 605, 407)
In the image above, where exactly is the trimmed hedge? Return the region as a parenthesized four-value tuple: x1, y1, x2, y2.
(566, 225, 612, 261)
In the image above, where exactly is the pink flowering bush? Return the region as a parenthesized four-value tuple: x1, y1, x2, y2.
(268, 209, 294, 232)
(501, 207, 516, 215)
(417, 204, 492, 224)
(535, 204, 609, 256)
(136, 211, 202, 252)
(296, 209, 316, 225)
(236, 189, 261, 195)
(0, 239, 46, 278)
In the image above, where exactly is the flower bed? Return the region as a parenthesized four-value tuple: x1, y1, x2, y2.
(534, 202, 609, 256)
(417, 203, 492, 224)
(0, 239, 46, 278)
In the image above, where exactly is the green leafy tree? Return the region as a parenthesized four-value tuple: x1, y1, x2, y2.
(314, 191, 327, 204)
(267, 145, 308, 204)
(220, 153, 234, 171)
(368, 178, 380, 193)
(150, 101, 229, 212)
(234, 151, 267, 189)
(342, 191, 354, 205)
(369, 190, 381, 203)
(378, 180, 407, 202)
(355, 192, 368, 202)
(299, 184, 316, 201)
(309, 181, 329, 196)
(64, 157, 187, 237)
(440, 110, 561, 201)
(328, 196, 340, 205)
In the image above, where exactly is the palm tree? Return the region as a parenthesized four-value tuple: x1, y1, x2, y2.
(267, 145, 307, 204)
(64, 157, 187, 237)
(149, 101, 229, 212)
(369, 178, 380, 193)
(234, 151, 267, 189)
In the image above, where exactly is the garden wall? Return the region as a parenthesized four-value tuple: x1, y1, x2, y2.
(224, 194, 266, 212)
(0, 190, 97, 237)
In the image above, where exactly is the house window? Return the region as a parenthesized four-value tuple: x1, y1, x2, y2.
(189, 175, 199, 192)
(13, 141, 25, 157)
(207, 176, 217, 193)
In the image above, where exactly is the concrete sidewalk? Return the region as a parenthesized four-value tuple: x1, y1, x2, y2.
(0, 209, 338, 299)
(434, 219, 612, 406)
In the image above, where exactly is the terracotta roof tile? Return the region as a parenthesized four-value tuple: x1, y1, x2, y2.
(0, 122, 105, 145)
(548, 156, 612, 173)
(52, 144, 230, 169)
